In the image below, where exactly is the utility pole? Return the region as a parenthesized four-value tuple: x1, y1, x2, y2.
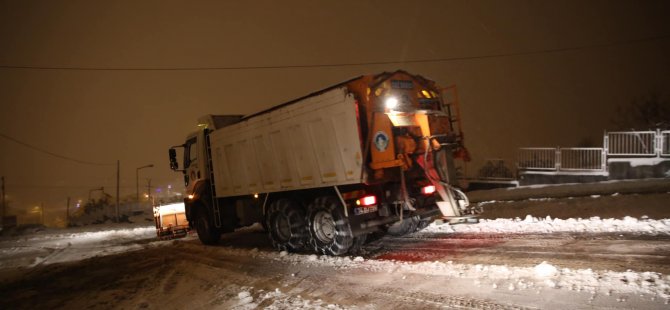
(136, 164, 153, 213)
(66, 197, 70, 227)
(116, 160, 120, 222)
(146, 178, 153, 206)
(40, 202, 44, 226)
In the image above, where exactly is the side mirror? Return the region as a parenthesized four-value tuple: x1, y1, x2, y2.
(169, 148, 179, 170)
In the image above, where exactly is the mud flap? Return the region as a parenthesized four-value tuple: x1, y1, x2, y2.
(435, 190, 459, 217)
(418, 146, 479, 221)
(427, 152, 464, 218)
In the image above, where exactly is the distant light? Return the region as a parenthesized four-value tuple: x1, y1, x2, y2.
(188, 194, 194, 199)
(156, 188, 162, 193)
(385, 97, 398, 109)
(253, 193, 259, 199)
(421, 90, 431, 98)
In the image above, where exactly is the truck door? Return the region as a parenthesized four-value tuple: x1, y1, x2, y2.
(184, 136, 199, 192)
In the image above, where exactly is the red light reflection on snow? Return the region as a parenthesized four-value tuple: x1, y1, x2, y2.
(373, 233, 506, 262)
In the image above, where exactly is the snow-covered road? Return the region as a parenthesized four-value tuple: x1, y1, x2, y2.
(1, 214, 669, 309)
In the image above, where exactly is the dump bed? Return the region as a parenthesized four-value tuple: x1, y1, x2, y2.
(208, 87, 364, 198)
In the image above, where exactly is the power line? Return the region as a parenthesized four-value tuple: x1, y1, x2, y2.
(0, 132, 115, 166)
(6, 184, 137, 189)
(0, 33, 668, 71)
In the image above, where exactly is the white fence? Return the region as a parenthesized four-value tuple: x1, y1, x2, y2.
(605, 131, 657, 156)
(560, 148, 606, 171)
(519, 129, 669, 173)
(518, 148, 558, 170)
(518, 147, 605, 172)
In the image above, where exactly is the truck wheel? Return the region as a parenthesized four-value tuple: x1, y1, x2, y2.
(386, 216, 420, 236)
(415, 218, 433, 232)
(266, 199, 308, 252)
(194, 206, 221, 245)
(348, 234, 368, 255)
(307, 196, 354, 256)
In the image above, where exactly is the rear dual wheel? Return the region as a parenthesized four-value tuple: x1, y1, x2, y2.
(307, 196, 358, 256)
(266, 199, 308, 251)
(267, 196, 366, 255)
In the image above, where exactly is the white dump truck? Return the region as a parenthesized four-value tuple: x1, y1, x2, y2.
(168, 71, 480, 255)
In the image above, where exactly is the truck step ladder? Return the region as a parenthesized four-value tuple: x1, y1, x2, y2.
(204, 129, 222, 228)
(440, 85, 464, 139)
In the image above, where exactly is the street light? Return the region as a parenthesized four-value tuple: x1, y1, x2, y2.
(136, 164, 154, 210)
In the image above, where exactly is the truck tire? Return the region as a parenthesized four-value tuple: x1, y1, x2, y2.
(194, 206, 221, 245)
(266, 199, 308, 252)
(386, 216, 421, 236)
(307, 196, 354, 256)
(348, 234, 368, 255)
(415, 217, 433, 232)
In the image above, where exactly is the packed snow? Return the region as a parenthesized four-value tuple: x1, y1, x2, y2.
(231, 287, 346, 310)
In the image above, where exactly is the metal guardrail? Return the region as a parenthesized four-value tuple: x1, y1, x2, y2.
(605, 131, 656, 156)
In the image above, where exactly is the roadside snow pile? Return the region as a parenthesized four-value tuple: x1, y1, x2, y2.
(24, 226, 156, 244)
(0, 226, 158, 269)
(424, 216, 670, 235)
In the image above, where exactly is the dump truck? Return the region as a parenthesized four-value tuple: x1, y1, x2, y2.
(168, 70, 480, 255)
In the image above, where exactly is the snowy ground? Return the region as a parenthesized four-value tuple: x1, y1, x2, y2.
(1, 181, 670, 309)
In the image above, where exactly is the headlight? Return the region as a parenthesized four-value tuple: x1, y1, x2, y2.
(385, 97, 398, 109)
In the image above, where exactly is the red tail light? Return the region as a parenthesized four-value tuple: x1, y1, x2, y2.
(357, 195, 377, 206)
(422, 185, 436, 195)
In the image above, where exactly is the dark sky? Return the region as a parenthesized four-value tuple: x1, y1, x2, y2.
(1, 0, 669, 224)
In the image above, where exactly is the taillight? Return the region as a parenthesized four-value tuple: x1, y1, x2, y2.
(356, 195, 377, 206)
(422, 185, 436, 195)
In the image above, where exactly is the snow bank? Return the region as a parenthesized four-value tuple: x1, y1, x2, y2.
(424, 216, 670, 235)
(0, 225, 157, 268)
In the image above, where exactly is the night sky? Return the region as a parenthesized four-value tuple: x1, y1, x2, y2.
(1, 0, 669, 225)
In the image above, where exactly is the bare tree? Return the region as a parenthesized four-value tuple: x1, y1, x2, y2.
(612, 92, 670, 130)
